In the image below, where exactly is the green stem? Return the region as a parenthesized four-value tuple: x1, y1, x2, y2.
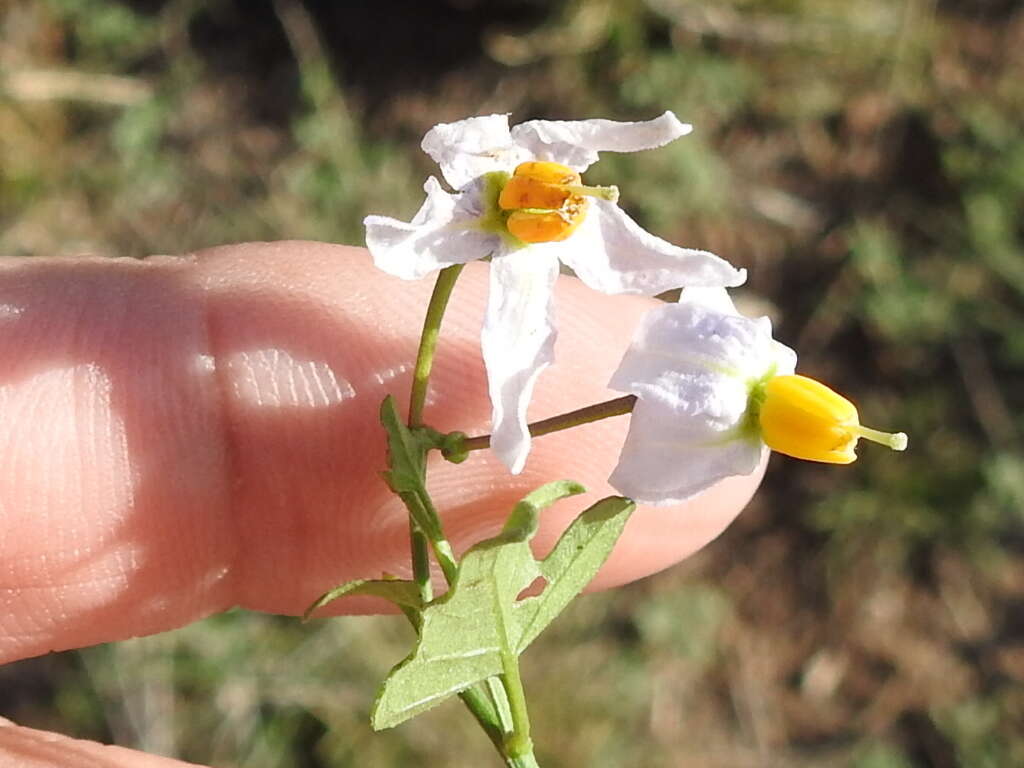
(461, 395, 637, 453)
(400, 490, 459, 585)
(500, 655, 535, 763)
(409, 264, 465, 427)
(459, 688, 506, 753)
(506, 752, 541, 768)
(486, 676, 515, 734)
(401, 526, 501, 747)
(400, 264, 524, 763)
(409, 520, 432, 605)
(417, 490, 459, 585)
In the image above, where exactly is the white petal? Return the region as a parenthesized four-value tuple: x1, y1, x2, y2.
(421, 114, 529, 189)
(481, 250, 561, 474)
(364, 177, 497, 280)
(618, 366, 751, 427)
(679, 287, 739, 315)
(510, 111, 692, 171)
(771, 341, 798, 377)
(609, 299, 783, 419)
(677, 288, 797, 377)
(609, 397, 765, 505)
(558, 199, 746, 295)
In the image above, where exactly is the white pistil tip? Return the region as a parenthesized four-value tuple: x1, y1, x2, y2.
(566, 183, 619, 202)
(854, 425, 909, 451)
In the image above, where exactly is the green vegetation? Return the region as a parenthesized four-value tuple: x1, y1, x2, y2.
(2, 0, 1022, 764)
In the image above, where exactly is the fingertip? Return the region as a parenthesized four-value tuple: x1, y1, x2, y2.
(0, 719, 203, 768)
(589, 460, 766, 591)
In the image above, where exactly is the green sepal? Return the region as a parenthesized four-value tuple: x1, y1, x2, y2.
(370, 485, 634, 731)
(303, 578, 425, 622)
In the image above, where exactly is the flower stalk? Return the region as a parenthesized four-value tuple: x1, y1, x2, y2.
(459, 395, 638, 453)
(409, 263, 466, 427)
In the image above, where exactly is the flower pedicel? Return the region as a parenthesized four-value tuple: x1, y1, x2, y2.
(365, 112, 745, 473)
(608, 287, 907, 505)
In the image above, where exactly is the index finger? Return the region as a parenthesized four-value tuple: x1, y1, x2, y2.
(0, 241, 761, 664)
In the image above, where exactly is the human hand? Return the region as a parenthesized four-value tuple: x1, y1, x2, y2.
(0, 241, 763, 766)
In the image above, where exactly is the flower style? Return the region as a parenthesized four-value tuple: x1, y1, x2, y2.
(609, 288, 907, 505)
(365, 112, 746, 473)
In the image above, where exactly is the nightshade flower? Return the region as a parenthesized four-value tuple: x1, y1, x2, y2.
(365, 112, 746, 473)
(609, 288, 907, 505)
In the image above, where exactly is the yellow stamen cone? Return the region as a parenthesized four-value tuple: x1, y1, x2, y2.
(758, 374, 907, 464)
(497, 161, 617, 244)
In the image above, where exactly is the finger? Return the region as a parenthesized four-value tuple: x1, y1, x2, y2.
(0, 242, 761, 663)
(0, 717, 202, 768)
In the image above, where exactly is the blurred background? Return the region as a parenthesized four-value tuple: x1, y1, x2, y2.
(1, 0, 1022, 765)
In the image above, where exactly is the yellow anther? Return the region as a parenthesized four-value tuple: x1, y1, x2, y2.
(758, 374, 907, 464)
(506, 206, 586, 243)
(505, 161, 582, 188)
(499, 173, 577, 212)
(496, 161, 616, 244)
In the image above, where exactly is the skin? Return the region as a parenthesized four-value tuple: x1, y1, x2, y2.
(0, 242, 764, 767)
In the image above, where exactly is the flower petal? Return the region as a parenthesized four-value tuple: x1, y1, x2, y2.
(609, 397, 765, 505)
(678, 286, 739, 315)
(481, 250, 561, 474)
(558, 200, 746, 295)
(421, 114, 530, 189)
(675, 289, 798, 379)
(609, 297, 794, 420)
(364, 177, 497, 280)
(769, 339, 798, 378)
(510, 111, 692, 171)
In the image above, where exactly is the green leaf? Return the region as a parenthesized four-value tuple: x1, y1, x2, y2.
(371, 481, 583, 730)
(303, 578, 424, 621)
(501, 480, 586, 542)
(371, 536, 535, 729)
(378, 396, 444, 541)
(514, 496, 635, 651)
(379, 395, 425, 494)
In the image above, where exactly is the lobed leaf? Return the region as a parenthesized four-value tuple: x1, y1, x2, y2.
(514, 496, 635, 651)
(371, 481, 584, 730)
(303, 578, 424, 621)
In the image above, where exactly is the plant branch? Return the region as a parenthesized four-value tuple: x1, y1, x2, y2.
(460, 395, 637, 452)
(409, 264, 465, 427)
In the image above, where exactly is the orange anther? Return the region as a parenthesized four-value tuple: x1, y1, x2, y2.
(499, 175, 572, 211)
(506, 206, 586, 243)
(499, 161, 588, 243)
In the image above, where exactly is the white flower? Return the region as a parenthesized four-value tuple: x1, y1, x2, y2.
(609, 288, 907, 505)
(365, 113, 746, 474)
(608, 288, 796, 505)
